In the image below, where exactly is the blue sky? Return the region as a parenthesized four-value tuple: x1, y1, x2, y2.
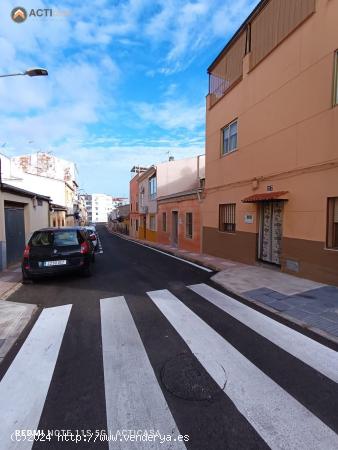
(0, 0, 259, 197)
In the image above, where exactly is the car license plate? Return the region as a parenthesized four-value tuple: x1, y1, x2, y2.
(43, 260, 67, 267)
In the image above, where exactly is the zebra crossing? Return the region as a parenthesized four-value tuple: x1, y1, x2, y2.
(0, 284, 337, 449)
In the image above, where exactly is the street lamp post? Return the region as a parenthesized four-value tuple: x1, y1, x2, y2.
(0, 68, 48, 78)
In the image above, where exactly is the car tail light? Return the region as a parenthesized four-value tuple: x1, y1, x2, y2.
(23, 245, 30, 258)
(80, 241, 90, 254)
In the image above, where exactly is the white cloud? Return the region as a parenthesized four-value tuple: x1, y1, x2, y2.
(132, 99, 205, 131)
(144, 0, 259, 73)
(0, 1, 122, 148)
(0, 0, 258, 195)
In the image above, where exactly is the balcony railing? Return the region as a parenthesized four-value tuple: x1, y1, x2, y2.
(208, 0, 316, 107)
(208, 30, 246, 107)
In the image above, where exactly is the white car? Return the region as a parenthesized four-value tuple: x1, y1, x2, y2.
(84, 226, 98, 249)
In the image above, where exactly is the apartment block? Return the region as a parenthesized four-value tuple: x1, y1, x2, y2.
(203, 0, 338, 284)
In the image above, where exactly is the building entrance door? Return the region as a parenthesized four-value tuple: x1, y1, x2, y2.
(259, 201, 284, 265)
(5, 204, 25, 267)
(172, 211, 178, 246)
(143, 216, 146, 239)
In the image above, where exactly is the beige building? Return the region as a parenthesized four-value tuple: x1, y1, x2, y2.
(203, 0, 338, 284)
(0, 184, 50, 270)
(50, 203, 67, 227)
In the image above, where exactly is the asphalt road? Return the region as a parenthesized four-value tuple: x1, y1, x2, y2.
(0, 225, 337, 450)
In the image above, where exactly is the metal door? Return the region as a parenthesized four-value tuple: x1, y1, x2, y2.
(259, 201, 283, 265)
(5, 205, 26, 266)
(172, 211, 178, 246)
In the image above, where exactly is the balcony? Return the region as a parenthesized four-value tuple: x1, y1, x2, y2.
(208, 0, 316, 108)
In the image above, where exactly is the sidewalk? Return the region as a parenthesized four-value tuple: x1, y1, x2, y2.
(0, 266, 38, 365)
(108, 229, 338, 345)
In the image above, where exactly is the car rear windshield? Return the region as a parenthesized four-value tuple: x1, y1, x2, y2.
(54, 231, 80, 246)
(31, 231, 80, 247)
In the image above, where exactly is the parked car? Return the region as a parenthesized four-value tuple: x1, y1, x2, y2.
(22, 227, 96, 282)
(84, 225, 98, 250)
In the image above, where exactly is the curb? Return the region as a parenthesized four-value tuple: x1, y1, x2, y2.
(0, 305, 40, 376)
(107, 228, 338, 349)
(210, 279, 338, 349)
(0, 279, 23, 301)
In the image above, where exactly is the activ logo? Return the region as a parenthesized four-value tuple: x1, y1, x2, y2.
(11, 7, 27, 23)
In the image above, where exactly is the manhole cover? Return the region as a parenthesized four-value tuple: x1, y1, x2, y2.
(161, 353, 226, 402)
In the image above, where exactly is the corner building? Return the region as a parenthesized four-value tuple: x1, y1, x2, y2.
(203, 0, 338, 284)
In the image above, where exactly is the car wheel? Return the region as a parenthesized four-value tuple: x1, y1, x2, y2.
(22, 270, 33, 284)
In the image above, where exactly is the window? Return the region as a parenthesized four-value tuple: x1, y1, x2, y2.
(334, 50, 338, 106)
(219, 203, 236, 233)
(140, 188, 144, 206)
(186, 212, 193, 239)
(30, 230, 80, 247)
(54, 231, 80, 246)
(149, 176, 157, 200)
(222, 120, 237, 155)
(149, 214, 156, 231)
(162, 212, 167, 232)
(136, 220, 139, 232)
(327, 197, 338, 249)
(31, 231, 53, 246)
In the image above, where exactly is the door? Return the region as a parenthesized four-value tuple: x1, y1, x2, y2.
(5, 205, 26, 266)
(172, 211, 178, 246)
(259, 201, 283, 265)
(143, 216, 146, 239)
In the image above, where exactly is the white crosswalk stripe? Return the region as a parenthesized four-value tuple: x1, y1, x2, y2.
(147, 289, 338, 450)
(100, 296, 186, 450)
(0, 304, 72, 450)
(188, 283, 338, 383)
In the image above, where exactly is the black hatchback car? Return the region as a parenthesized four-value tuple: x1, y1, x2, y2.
(22, 227, 96, 282)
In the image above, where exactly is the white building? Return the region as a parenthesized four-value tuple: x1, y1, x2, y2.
(85, 194, 113, 223)
(11, 152, 76, 183)
(1, 152, 81, 226)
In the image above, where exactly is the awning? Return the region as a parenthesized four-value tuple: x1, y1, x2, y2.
(242, 191, 289, 203)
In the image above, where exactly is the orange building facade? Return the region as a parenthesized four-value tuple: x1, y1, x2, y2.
(129, 156, 205, 251)
(203, 0, 338, 285)
(129, 167, 147, 239)
(157, 191, 202, 253)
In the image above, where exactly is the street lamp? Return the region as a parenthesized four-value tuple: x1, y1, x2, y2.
(0, 67, 48, 78)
